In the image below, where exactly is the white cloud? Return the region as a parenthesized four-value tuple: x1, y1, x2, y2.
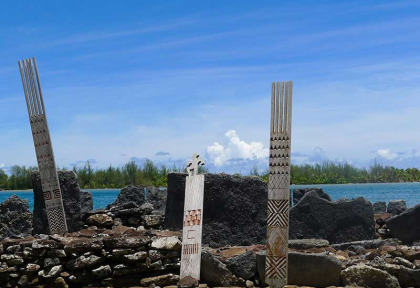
(206, 130, 268, 167)
(377, 149, 399, 160)
(0, 163, 4, 168)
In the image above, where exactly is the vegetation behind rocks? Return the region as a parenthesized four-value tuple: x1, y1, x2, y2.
(1, 160, 419, 190)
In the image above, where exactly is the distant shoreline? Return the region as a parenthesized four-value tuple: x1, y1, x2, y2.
(0, 188, 122, 193)
(1, 182, 419, 192)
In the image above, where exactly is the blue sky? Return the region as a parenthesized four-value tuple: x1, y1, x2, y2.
(0, 1, 420, 173)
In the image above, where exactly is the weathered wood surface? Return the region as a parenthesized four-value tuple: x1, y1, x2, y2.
(266, 81, 293, 287)
(180, 154, 205, 283)
(18, 58, 68, 234)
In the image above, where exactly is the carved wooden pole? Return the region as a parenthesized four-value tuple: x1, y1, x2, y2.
(18, 57, 68, 234)
(179, 153, 205, 286)
(265, 81, 293, 287)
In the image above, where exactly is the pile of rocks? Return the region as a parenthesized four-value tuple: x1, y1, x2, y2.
(81, 184, 167, 230)
(82, 201, 165, 230)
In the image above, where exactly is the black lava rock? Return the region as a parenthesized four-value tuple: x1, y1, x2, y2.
(387, 200, 407, 216)
(387, 204, 420, 244)
(146, 187, 167, 215)
(293, 187, 331, 205)
(226, 251, 256, 280)
(106, 185, 146, 209)
(289, 191, 375, 244)
(0, 195, 32, 239)
(80, 191, 93, 215)
(373, 202, 387, 213)
(165, 173, 267, 247)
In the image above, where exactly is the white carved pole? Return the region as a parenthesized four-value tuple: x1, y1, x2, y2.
(18, 57, 68, 234)
(265, 81, 293, 287)
(179, 153, 205, 285)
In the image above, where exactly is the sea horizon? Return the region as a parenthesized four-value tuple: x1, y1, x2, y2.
(1, 182, 420, 211)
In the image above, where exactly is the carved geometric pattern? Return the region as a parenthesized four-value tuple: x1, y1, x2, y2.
(53, 189, 61, 199)
(266, 81, 293, 287)
(184, 209, 202, 226)
(46, 207, 67, 234)
(180, 154, 205, 281)
(43, 191, 52, 201)
(267, 200, 288, 227)
(18, 57, 68, 235)
(182, 243, 199, 255)
(267, 226, 288, 257)
(266, 256, 287, 278)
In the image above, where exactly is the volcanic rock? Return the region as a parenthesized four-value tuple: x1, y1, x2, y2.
(0, 195, 32, 239)
(165, 173, 267, 247)
(290, 191, 375, 243)
(293, 187, 331, 205)
(387, 204, 420, 244)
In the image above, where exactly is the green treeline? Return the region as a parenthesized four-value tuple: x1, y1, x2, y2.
(0, 160, 419, 190)
(258, 162, 420, 184)
(74, 160, 184, 189)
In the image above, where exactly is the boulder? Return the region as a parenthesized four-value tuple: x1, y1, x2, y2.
(341, 264, 400, 288)
(398, 266, 420, 287)
(387, 200, 407, 215)
(373, 201, 387, 213)
(85, 214, 113, 228)
(80, 191, 93, 215)
(165, 173, 267, 247)
(150, 236, 181, 250)
(387, 204, 420, 244)
(106, 185, 146, 209)
(256, 251, 341, 287)
(289, 191, 375, 244)
(200, 250, 243, 286)
(145, 187, 167, 214)
(288, 239, 329, 249)
(140, 274, 179, 286)
(0, 195, 32, 239)
(293, 187, 331, 205)
(32, 170, 82, 234)
(226, 251, 256, 280)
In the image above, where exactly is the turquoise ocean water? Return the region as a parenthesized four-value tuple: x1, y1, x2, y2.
(2, 182, 420, 211)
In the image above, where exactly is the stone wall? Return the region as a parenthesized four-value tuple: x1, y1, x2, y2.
(1, 232, 420, 288)
(0, 229, 182, 288)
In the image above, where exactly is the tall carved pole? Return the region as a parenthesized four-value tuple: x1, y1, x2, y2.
(179, 154, 205, 286)
(265, 81, 293, 287)
(18, 57, 68, 234)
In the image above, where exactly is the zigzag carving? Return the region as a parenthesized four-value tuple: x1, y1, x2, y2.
(266, 81, 293, 286)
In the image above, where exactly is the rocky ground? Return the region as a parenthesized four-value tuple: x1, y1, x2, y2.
(1, 229, 420, 288)
(0, 172, 419, 287)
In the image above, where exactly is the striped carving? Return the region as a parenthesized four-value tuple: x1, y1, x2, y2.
(182, 243, 199, 255)
(47, 207, 67, 234)
(266, 256, 287, 278)
(267, 200, 289, 227)
(266, 81, 293, 288)
(18, 58, 68, 235)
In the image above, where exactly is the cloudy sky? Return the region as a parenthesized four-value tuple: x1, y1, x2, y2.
(0, 1, 419, 173)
